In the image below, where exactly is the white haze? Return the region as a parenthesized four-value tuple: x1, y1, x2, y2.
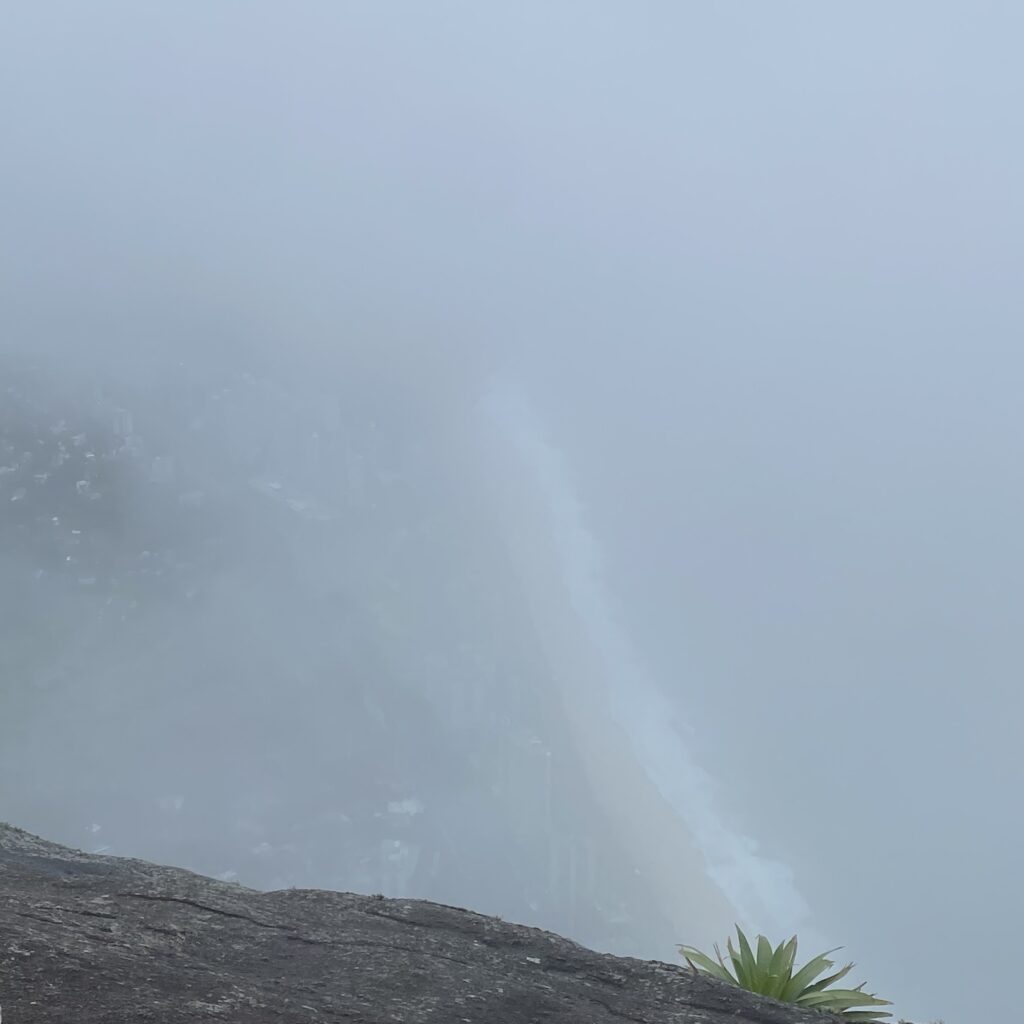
(4, 4, 1024, 1022)
(484, 380, 815, 943)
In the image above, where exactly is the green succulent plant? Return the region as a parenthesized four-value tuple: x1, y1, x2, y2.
(678, 925, 892, 1022)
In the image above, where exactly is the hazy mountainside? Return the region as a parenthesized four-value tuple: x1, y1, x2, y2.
(0, 348, 729, 960)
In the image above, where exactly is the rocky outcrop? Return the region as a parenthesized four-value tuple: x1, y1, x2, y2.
(0, 823, 841, 1024)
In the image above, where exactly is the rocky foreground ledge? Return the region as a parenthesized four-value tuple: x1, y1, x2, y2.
(0, 823, 849, 1023)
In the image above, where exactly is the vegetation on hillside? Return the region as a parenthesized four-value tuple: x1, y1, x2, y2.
(679, 926, 892, 1021)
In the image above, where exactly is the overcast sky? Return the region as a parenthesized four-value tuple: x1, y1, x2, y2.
(4, 4, 1023, 1021)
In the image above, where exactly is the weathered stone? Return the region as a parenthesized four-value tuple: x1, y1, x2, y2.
(0, 823, 846, 1023)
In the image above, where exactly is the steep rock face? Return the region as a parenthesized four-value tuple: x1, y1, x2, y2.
(0, 350, 735, 960)
(0, 824, 837, 1024)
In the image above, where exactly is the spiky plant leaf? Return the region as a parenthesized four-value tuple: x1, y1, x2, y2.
(779, 947, 843, 1001)
(798, 959, 856, 996)
(769, 935, 797, 978)
(731, 927, 757, 989)
(800, 989, 872, 1009)
(722, 938, 742, 986)
(759, 936, 795, 999)
(799, 987, 892, 1012)
(676, 945, 734, 984)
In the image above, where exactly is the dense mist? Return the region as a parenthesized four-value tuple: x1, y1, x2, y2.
(4, 5, 1024, 1022)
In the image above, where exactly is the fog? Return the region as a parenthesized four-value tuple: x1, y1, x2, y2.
(3, 4, 1021, 1021)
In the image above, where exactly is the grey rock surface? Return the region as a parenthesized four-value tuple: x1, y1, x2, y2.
(0, 823, 844, 1024)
